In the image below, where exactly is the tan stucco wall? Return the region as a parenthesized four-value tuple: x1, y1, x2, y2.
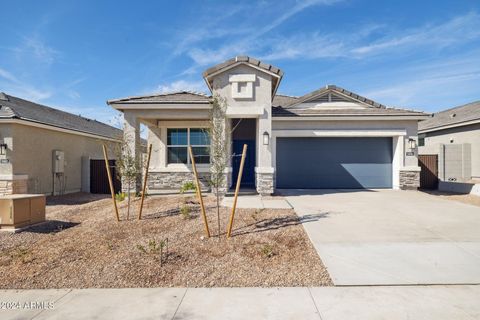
(419, 123, 480, 179)
(10, 123, 117, 194)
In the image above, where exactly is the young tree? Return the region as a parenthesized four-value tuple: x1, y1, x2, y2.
(209, 95, 229, 237)
(114, 136, 141, 220)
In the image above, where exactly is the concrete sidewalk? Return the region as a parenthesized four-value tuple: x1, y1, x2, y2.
(1, 286, 479, 320)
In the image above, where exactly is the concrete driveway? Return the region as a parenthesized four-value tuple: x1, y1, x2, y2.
(282, 189, 480, 286)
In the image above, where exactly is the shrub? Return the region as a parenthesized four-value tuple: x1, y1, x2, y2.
(260, 244, 275, 258)
(180, 181, 196, 194)
(180, 204, 192, 219)
(115, 192, 126, 202)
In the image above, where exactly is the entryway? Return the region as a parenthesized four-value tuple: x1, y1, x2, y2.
(231, 119, 256, 189)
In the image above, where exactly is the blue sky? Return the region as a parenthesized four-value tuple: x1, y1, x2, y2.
(1, 0, 480, 127)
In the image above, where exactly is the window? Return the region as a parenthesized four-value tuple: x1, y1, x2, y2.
(418, 134, 425, 147)
(167, 128, 210, 164)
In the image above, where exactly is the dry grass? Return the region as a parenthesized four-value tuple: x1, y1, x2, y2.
(421, 190, 480, 207)
(0, 193, 332, 289)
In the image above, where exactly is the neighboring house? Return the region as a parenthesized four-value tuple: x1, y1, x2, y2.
(0, 92, 122, 195)
(108, 56, 429, 195)
(419, 101, 480, 182)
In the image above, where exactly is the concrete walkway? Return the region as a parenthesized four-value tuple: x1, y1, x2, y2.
(221, 195, 291, 209)
(283, 189, 480, 286)
(1, 286, 479, 319)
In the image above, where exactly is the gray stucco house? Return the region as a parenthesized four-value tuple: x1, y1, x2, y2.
(108, 56, 428, 195)
(0, 92, 121, 195)
(419, 100, 480, 182)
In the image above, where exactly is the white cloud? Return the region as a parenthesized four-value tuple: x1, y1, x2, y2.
(0, 66, 52, 101)
(181, 0, 345, 72)
(11, 36, 60, 65)
(352, 11, 480, 55)
(145, 80, 208, 94)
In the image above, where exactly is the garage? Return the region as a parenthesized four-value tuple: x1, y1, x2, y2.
(276, 137, 393, 189)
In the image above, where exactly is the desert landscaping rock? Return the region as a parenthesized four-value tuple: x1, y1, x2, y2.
(0, 193, 332, 289)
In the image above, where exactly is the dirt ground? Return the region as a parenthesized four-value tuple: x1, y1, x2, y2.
(421, 190, 480, 207)
(0, 193, 332, 289)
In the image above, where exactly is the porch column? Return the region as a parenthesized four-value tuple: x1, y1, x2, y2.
(256, 109, 274, 196)
(123, 111, 141, 193)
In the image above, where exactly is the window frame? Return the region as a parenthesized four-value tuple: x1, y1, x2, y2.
(166, 127, 210, 165)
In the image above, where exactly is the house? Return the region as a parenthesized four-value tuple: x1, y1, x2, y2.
(0, 92, 122, 195)
(108, 56, 429, 195)
(418, 101, 480, 183)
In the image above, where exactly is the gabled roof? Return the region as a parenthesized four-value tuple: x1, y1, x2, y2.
(107, 91, 211, 104)
(272, 85, 429, 118)
(283, 85, 388, 109)
(419, 100, 480, 132)
(202, 56, 283, 98)
(0, 92, 122, 140)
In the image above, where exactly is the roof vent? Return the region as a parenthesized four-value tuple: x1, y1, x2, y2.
(450, 113, 456, 118)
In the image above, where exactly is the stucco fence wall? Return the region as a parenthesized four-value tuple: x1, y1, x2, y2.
(0, 123, 117, 195)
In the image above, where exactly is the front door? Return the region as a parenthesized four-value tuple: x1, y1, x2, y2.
(232, 139, 255, 188)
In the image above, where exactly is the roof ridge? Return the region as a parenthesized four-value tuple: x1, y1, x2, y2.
(431, 100, 480, 115)
(108, 90, 211, 103)
(275, 93, 299, 98)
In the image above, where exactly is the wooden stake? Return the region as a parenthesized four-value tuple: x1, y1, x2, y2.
(227, 144, 247, 238)
(138, 144, 153, 220)
(188, 146, 210, 238)
(103, 144, 120, 222)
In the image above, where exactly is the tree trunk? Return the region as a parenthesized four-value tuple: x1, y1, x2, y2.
(127, 182, 131, 220)
(216, 187, 221, 238)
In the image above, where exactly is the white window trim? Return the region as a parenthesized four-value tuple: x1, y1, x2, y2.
(166, 127, 210, 166)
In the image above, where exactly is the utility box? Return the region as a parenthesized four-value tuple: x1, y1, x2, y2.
(52, 150, 65, 173)
(0, 194, 46, 231)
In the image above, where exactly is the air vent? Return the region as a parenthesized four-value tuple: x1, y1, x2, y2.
(311, 94, 329, 103)
(450, 113, 456, 118)
(330, 93, 350, 102)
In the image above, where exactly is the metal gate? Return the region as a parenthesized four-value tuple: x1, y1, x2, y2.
(90, 160, 121, 194)
(418, 155, 438, 189)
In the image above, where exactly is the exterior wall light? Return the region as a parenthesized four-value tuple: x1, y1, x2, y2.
(0, 143, 7, 155)
(263, 131, 270, 145)
(408, 138, 416, 150)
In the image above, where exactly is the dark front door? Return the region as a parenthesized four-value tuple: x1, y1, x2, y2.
(232, 139, 256, 188)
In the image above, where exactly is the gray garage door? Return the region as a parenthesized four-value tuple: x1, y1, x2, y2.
(276, 137, 392, 189)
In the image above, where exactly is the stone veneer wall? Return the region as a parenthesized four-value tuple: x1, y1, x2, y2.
(147, 172, 211, 191)
(0, 179, 28, 195)
(399, 170, 420, 190)
(256, 172, 274, 196)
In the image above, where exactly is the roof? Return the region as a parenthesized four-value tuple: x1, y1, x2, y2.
(0, 92, 122, 140)
(202, 56, 284, 78)
(272, 85, 428, 118)
(272, 107, 429, 117)
(419, 100, 480, 132)
(202, 56, 283, 98)
(108, 91, 211, 104)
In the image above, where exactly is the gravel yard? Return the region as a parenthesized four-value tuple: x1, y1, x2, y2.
(0, 193, 332, 289)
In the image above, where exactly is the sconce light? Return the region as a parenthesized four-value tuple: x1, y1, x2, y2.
(263, 131, 270, 145)
(0, 143, 7, 155)
(408, 138, 416, 150)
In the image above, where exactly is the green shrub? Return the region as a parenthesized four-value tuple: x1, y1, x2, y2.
(180, 204, 192, 219)
(260, 244, 275, 258)
(179, 181, 196, 194)
(115, 192, 126, 202)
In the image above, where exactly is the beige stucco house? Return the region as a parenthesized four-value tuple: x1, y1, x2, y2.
(108, 56, 429, 195)
(419, 100, 480, 183)
(0, 92, 121, 195)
